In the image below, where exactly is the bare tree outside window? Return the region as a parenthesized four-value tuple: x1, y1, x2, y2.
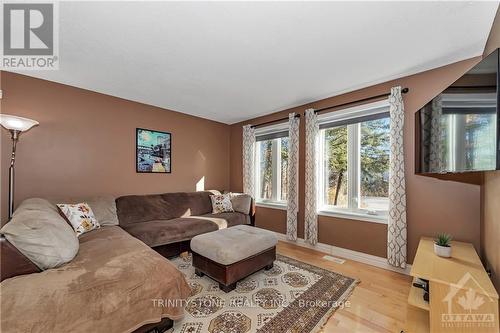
(259, 140, 273, 200)
(324, 126, 348, 207)
(256, 136, 289, 204)
(280, 137, 289, 201)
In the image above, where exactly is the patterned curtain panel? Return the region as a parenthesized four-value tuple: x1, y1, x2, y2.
(420, 96, 444, 173)
(429, 96, 444, 173)
(304, 109, 319, 245)
(387, 86, 408, 268)
(242, 125, 256, 197)
(286, 113, 300, 241)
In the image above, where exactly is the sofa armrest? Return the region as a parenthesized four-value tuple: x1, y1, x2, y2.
(0, 235, 40, 282)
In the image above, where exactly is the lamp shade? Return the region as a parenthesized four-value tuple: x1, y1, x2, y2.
(0, 114, 39, 132)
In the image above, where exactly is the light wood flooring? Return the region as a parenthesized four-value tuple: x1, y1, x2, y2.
(277, 241, 412, 333)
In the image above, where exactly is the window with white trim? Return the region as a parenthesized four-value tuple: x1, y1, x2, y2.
(255, 125, 289, 206)
(318, 101, 390, 222)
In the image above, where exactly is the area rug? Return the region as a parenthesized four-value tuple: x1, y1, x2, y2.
(169, 253, 358, 333)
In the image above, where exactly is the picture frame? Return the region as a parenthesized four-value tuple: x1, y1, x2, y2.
(136, 128, 172, 173)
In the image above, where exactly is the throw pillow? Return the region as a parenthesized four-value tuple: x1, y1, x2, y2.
(229, 193, 252, 215)
(48, 196, 119, 226)
(57, 203, 101, 236)
(0, 198, 79, 270)
(210, 194, 234, 214)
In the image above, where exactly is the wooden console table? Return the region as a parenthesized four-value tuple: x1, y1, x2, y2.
(406, 237, 499, 333)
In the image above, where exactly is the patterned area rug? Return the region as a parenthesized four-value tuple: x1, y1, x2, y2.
(170, 254, 358, 333)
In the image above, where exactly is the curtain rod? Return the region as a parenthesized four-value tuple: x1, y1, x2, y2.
(250, 87, 409, 128)
(314, 87, 409, 114)
(250, 113, 300, 129)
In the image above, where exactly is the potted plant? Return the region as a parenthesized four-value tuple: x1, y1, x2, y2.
(434, 233, 452, 258)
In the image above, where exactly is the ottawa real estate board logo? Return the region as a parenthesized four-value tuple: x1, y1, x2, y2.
(1, 1, 59, 70)
(441, 272, 497, 330)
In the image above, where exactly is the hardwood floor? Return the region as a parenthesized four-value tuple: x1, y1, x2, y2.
(276, 241, 412, 333)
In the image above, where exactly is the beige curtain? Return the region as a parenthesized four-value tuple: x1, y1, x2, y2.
(387, 86, 408, 268)
(242, 125, 256, 197)
(287, 113, 300, 241)
(304, 109, 318, 245)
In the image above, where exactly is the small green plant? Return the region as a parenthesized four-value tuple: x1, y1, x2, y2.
(436, 233, 452, 247)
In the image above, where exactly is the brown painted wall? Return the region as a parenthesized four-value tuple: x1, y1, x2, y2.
(0, 72, 231, 223)
(229, 58, 483, 262)
(481, 172, 500, 292)
(480, 8, 500, 292)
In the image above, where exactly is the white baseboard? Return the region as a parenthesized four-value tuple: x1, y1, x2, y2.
(274, 232, 412, 275)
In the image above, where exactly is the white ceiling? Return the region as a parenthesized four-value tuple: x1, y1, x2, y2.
(12, 1, 499, 124)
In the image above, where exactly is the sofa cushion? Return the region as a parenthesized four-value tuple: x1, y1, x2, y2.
(116, 191, 213, 226)
(47, 196, 119, 226)
(198, 212, 250, 227)
(122, 217, 220, 247)
(0, 226, 191, 333)
(229, 193, 252, 215)
(0, 198, 79, 270)
(191, 225, 278, 265)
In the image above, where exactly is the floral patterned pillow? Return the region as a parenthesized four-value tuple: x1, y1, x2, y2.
(57, 203, 100, 237)
(210, 194, 234, 214)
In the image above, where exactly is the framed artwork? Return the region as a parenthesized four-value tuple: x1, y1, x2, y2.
(136, 128, 171, 173)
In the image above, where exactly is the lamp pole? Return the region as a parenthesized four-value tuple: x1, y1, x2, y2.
(0, 114, 39, 221)
(8, 130, 20, 220)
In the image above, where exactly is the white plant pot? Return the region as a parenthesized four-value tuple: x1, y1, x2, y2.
(434, 243, 452, 258)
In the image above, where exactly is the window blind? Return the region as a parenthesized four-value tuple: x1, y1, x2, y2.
(256, 130, 289, 142)
(319, 111, 389, 130)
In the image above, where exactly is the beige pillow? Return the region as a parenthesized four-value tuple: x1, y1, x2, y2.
(86, 196, 119, 226)
(0, 198, 79, 270)
(206, 189, 222, 196)
(47, 196, 119, 226)
(57, 203, 101, 237)
(230, 193, 252, 215)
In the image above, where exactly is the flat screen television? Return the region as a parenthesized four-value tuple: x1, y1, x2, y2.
(416, 48, 499, 174)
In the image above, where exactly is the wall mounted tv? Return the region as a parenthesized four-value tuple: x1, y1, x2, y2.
(416, 48, 499, 174)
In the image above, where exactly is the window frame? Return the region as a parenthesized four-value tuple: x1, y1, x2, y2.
(254, 124, 289, 208)
(317, 100, 390, 224)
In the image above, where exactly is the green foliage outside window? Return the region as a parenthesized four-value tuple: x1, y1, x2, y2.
(325, 118, 390, 209)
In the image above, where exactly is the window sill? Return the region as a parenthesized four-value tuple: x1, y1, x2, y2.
(255, 201, 287, 211)
(318, 209, 388, 224)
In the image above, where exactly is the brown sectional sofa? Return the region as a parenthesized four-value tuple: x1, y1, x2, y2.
(0, 191, 254, 333)
(116, 191, 254, 257)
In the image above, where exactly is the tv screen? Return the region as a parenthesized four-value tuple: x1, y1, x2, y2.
(416, 48, 499, 174)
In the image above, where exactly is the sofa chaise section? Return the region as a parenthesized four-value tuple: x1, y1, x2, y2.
(0, 226, 191, 333)
(123, 217, 220, 248)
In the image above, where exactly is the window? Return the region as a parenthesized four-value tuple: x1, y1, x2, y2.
(255, 127, 289, 206)
(318, 102, 390, 222)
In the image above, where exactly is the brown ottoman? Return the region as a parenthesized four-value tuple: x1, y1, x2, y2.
(190, 225, 277, 292)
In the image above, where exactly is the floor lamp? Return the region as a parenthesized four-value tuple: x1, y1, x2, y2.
(0, 114, 39, 221)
